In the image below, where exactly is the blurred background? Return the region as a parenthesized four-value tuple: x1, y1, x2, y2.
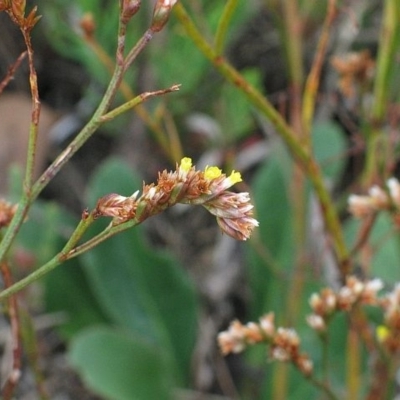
(1, 0, 395, 399)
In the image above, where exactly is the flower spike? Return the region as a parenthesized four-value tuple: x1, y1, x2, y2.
(94, 157, 258, 240)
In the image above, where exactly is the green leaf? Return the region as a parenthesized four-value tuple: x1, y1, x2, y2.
(44, 259, 109, 339)
(69, 326, 175, 400)
(344, 213, 400, 282)
(82, 157, 198, 383)
(246, 142, 294, 318)
(220, 69, 263, 141)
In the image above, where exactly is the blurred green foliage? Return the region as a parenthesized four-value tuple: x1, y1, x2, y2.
(8, 0, 400, 399)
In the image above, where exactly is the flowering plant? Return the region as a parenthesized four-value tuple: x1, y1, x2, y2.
(1, 0, 400, 399)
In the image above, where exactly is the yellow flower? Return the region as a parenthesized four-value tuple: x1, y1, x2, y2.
(180, 157, 192, 172)
(229, 170, 242, 184)
(204, 166, 222, 180)
(376, 325, 389, 342)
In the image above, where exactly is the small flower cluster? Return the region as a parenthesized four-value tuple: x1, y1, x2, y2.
(348, 178, 400, 218)
(217, 313, 313, 376)
(94, 157, 258, 240)
(377, 284, 400, 352)
(307, 275, 383, 332)
(0, 198, 17, 229)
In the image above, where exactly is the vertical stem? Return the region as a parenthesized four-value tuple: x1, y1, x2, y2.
(302, 0, 336, 136)
(282, 0, 305, 142)
(0, 29, 41, 267)
(214, 0, 239, 54)
(282, 0, 304, 90)
(346, 328, 361, 400)
(272, 363, 289, 400)
(372, 0, 399, 124)
(364, 0, 400, 184)
(21, 30, 40, 192)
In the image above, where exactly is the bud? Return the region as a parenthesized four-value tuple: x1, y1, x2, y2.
(306, 314, 326, 332)
(376, 325, 390, 343)
(121, 0, 141, 24)
(348, 194, 374, 217)
(296, 355, 313, 376)
(80, 12, 96, 38)
(94, 192, 138, 222)
(150, 0, 178, 32)
(0, 199, 17, 228)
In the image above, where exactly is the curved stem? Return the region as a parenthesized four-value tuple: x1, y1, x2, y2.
(0, 24, 157, 265)
(0, 212, 96, 301)
(214, 0, 238, 54)
(173, 3, 350, 275)
(100, 84, 181, 122)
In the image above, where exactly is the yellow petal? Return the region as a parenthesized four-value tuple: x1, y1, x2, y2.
(204, 166, 222, 180)
(229, 170, 242, 184)
(376, 325, 389, 342)
(180, 157, 192, 172)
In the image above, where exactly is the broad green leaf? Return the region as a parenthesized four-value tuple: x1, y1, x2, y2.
(69, 327, 175, 400)
(44, 259, 109, 339)
(246, 142, 294, 318)
(82, 157, 198, 383)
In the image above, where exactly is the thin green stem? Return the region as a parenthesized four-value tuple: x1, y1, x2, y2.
(0, 212, 96, 301)
(124, 28, 155, 72)
(67, 217, 142, 260)
(174, 4, 300, 161)
(174, 3, 350, 275)
(214, 0, 238, 54)
(363, 0, 400, 184)
(281, 0, 305, 144)
(0, 30, 41, 266)
(0, 209, 145, 300)
(0, 255, 58, 301)
(30, 60, 124, 200)
(100, 84, 181, 122)
(302, 0, 336, 135)
(372, 0, 399, 124)
(282, 0, 304, 91)
(0, 13, 158, 267)
(21, 29, 40, 192)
